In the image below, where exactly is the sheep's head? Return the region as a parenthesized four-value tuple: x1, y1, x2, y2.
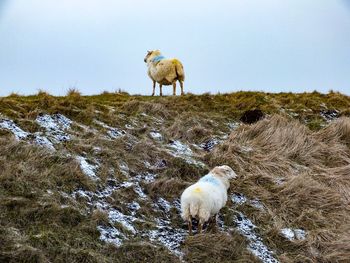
(144, 50, 162, 63)
(211, 165, 237, 189)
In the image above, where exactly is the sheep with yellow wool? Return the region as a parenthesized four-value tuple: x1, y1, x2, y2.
(180, 165, 237, 235)
(144, 50, 185, 96)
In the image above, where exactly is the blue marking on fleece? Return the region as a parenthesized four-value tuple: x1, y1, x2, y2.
(152, 55, 165, 63)
(199, 174, 221, 186)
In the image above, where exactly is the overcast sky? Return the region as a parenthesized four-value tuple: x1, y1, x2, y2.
(0, 0, 349, 96)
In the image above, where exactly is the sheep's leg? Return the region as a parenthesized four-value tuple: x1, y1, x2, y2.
(159, 84, 163, 96)
(179, 81, 184, 95)
(198, 218, 204, 234)
(172, 81, 176, 96)
(212, 214, 218, 230)
(188, 216, 193, 235)
(152, 81, 156, 96)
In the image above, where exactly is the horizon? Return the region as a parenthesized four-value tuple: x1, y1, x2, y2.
(0, 0, 350, 96)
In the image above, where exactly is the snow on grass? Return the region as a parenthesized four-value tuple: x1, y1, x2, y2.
(228, 121, 240, 130)
(33, 135, 55, 150)
(119, 162, 130, 176)
(72, 183, 140, 245)
(169, 140, 193, 156)
(94, 120, 126, 139)
(0, 117, 55, 150)
(106, 207, 137, 234)
(231, 193, 265, 211)
(167, 140, 205, 167)
(97, 225, 123, 246)
(250, 199, 265, 210)
(133, 182, 148, 200)
(0, 119, 29, 140)
(147, 219, 186, 258)
(199, 138, 220, 152)
(70, 169, 160, 247)
(231, 195, 278, 262)
(36, 114, 72, 143)
(76, 156, 99, 181)
(135, 172, 157, 183)
(157, 198, 172, 213)
(234, 212, 279, 263)
(149, 131, 163, 141)
(281, 228, 307, 241)
(146, 198, 186, 258)
(231, 193, 248, 205)
(127, 201, 141, 216)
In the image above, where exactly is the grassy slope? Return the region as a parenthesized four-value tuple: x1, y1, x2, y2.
(0, 91, 349, 263)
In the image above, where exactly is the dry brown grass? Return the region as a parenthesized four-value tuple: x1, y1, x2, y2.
(208, 115, 350, 262)
(183, 233, 260, 263)
(1, 91, 350, 262)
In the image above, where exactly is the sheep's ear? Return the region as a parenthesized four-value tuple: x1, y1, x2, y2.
(147, 50, 152, 54)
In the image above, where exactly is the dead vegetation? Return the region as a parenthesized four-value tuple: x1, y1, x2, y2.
(208, 115, 350, 262)
(1, 91, 350, 262)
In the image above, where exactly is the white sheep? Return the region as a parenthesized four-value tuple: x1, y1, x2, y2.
(144, 50, 185, 96)
(180, 165, 237, 235)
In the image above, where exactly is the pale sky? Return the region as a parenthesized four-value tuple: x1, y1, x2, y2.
(0, 0, 349, 96)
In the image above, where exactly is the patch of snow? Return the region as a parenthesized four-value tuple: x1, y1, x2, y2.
(94, 120, 126, 139)
(200, 138, 220, 152)
(133, 182, 147, 200)
(97, 225, 123, 246)
(250, 199, 265, 210)
(280, 228, 294, 240)
(93, 146, 102, 152)
(241, 146, 253, 153)
(154, 159, 167, 169)
(54, 114, 72, 129)
(274, 177, 285, 185)
(107, 208, 137, 234)
(234, 212, 279, 263)
(148, 222, 186, 258)
(127, 201, 141, 215)
(36, 114, 71, 143)
(120, 181, 134, 188)
(157, 198, 172, 213)
(145, 197, 186, 258)
(231, 193, 265, 211)
(76, 156, 99, 181)
(33, 134, 55, 150)
(0, 118, 29, 140)
(228, 122, 240, 130)
(167, 140, 205, 167)
(149, 131, 163, 141)
(0, 117, 55, 150)
(281, 228, 307, 241)
(135, 172, 157, 183)
(169, 140, 193, 156)
(119, 162, 130, 176)
(71, 189, 94, 203)
(231, 193, 248, 205)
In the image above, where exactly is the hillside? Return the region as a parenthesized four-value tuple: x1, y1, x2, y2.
(0, 91, 349, 263)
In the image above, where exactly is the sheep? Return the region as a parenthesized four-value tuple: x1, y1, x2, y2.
(144, 50, 185, 96)
(180, 165, 237, 235)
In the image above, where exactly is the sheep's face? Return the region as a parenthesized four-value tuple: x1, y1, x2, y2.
(219, 165, 237, 180)
(144, 50, 153, 63)
(211, 165, 237, 180)
(144, 50, 162, 63)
